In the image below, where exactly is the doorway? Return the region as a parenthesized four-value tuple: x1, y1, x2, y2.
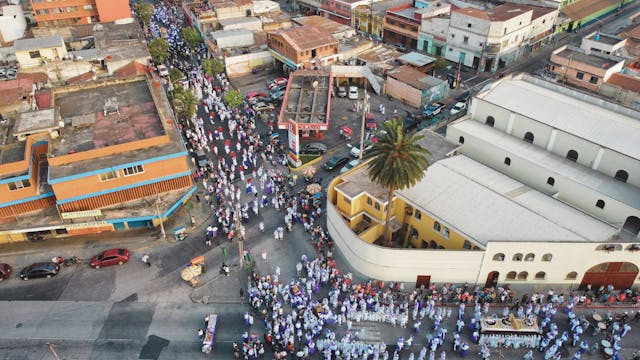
(416, 275, 431, 289)
(580, 262, 639, 290)
(485, 271, 499, 289)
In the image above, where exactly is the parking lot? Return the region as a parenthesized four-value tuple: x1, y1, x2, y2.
(0, 66, 18, 81)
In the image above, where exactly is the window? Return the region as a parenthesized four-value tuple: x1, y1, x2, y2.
(433, 221, 441, 232)
(566, 150, 578, 162)
(374, 202, 381, 211)
(596, 199, 605, 209)
(576, 72, 584, 80)
(367, 197, 372, 206)
(429, 240, 438, 249)
(542, 253, 552, 262)
(524, 132, 534, 144)
(443, 227, 449, 238)
(451, 34, 455, 38)
(414, 210, 421, 220)
(493, 253, 505, 261)
(524, 253, 535, 262)
(504, 157, 511, 166)
(8, 179, 31, 191)
(513, 253, 523, 261)
(462, 240, 471, 249)
(28, 50, 41, 59)
(463, 36, 469, 44)
(566, 271, 578, 280)
(486, 116, 495, 127)
(614, 170, 628, 183)
(534, 271, 546, 280)
(99, 170, 118, 181)
(123, 165, 144, 176)
(589, 75, 598, 84)
(83, 4, 93, 9)
(458, 136, 464, 144)
(506, 271, 517, 280)
(411, 229, 419, 238)
(467, 23, 472, 28)
(517, 271, 528, 280)
(547, 177, 555, 186)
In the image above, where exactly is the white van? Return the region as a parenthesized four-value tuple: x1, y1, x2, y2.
(157, 64, 169, 77)
(348, 86, 358, 100)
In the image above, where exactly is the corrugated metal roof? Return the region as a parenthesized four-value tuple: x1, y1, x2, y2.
(396, 155, 617, 244)
(273, 25, 337, 52)
(561, 0, 620, 21)
(398, 52, 435, 67)
(14, 36, 64, 52)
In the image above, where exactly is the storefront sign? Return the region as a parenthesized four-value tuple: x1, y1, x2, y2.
(297, 122, 328, 131)
(287, 119, 302, 167)
(61, 209, 102, 220)
(65, 221, 109, 230)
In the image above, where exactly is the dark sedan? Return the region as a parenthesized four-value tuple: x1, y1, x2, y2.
(323, 155, 350, 171)
(19, 262, 60, 280)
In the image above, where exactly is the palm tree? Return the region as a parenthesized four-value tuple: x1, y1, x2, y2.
(366, 117, 430, 247)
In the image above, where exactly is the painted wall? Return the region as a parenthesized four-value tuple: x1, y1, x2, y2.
(94, 0, 131, 22)
(15, 44, 68, 68)
(386, 76, 422, 108)
(51, 156, 190, 202)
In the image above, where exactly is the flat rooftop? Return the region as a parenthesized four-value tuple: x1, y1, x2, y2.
(0, 118, 26, 168)
(396, 155, 618, 245)
(48, 79, 184, 180)
(335, 130, 458, 202)
(281, 70, 330, 126)
(555, 47, 620, 68)
(586, 32, 625, 46)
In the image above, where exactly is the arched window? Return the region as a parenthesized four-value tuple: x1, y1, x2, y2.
(414, 210, 422, 219)
(513, 253, 523, 261)
(493, 253, 505, 261)
(506, 271, 517, 280)
(486, 116, 495, 127)
(504, 157, 511, 166)
(517, 271, 528, 280)
(524, 132, 534, 144)
(443, 227, 450, 238)
(542, 253, 552, 262)
(596, 199, 605, 209)
(462, 240, 472, 249)
(433, 221, 441, 232)
(566, 271, 578, 280)
(458, 136, 465, 144)
(429, 240, 438, 249)
(524, 253, 535, 262)
(566, 150, 578, 162)
(614, 170, 628, 183)
(534, 271, 546, 280)
(547, 177, 555, 186)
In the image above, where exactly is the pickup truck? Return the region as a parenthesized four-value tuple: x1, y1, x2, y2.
(423, 102, 446, 118)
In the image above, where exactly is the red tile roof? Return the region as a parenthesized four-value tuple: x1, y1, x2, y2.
(0, 73, 48, 107)
(35, 89, 52, 109)
(606, 73, 640, 93)
(272, 26, 338, 52)
(561, 0, 620, 21)
(66, 71, 94, 85)
(113, 61, 148, 79)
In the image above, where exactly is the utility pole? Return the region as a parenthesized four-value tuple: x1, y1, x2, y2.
(234, 202, 245, 267)
(359, 90, 370, 161)
(155, 197, 166, 240)
(47, 343, 61, 360)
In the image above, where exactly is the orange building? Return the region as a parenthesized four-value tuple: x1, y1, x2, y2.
(31, 0, 131, 27)
(0, 76, 195, 241)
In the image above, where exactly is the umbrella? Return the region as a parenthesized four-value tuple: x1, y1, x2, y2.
(302, 166, 316, 177)
(306, 183, 322, 194)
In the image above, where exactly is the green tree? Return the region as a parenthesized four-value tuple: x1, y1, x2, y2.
(181, 27, 202, 49)
(202, 58, 226, 77)
(223, 89, 243, 109)
(366, 118, 430, 247)
(133, 2, 153, 27)
(432, 56, 448, 76)
(169, 68, 185, 83)
(172, 84, 198, 120)
(148, 38, 170, 64)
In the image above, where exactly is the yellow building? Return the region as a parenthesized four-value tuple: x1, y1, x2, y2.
(13, 36, 67, 68)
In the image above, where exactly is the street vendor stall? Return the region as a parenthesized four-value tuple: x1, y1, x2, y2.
(201, 313, 218, 354)
(181, 256, 205, 287)
(479, 314, 541, 348)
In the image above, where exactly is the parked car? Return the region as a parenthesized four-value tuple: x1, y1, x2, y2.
(270, 89, 286, 101)
(19, 262, 60, 280)
(423, 102, 446, 118)
(323, 155, 350, 171)
(348, 86, 358, 100)
(0, 263, 12, 281)
(350, 140, 372, 158)
(252, 102, 275, 112)
(267, 77, 288, 87)
(195, 149, 208, 167)
(90, 248, 130, 268)
(450, 102, 467, 115)
(302, 142, 327, 155)
(270, 84, 287, 94)
(6, 68, 17, 80)
(365, 113, 377, 130)
(456, 91, 471, 103)
(340, 159, 361, 174)
(157, 64, 169, 77)
(403, 116, 421, 133)
(246, 91, 267, 101)
(337, 86, 347, 98)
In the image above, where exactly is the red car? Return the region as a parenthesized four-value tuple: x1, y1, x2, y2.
(0, 263, 12, 281)
(245, 91, 267, 100)
(365, 113, 377, 130)
(90, 248, 130, 268)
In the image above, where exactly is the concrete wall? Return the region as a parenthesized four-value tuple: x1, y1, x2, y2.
(327, 201, 485, 283)
(0, 5, 26, 44)
(385, 76, 422, 108)
(225, 51, 272, 76)
(16, 44, 68, 68)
